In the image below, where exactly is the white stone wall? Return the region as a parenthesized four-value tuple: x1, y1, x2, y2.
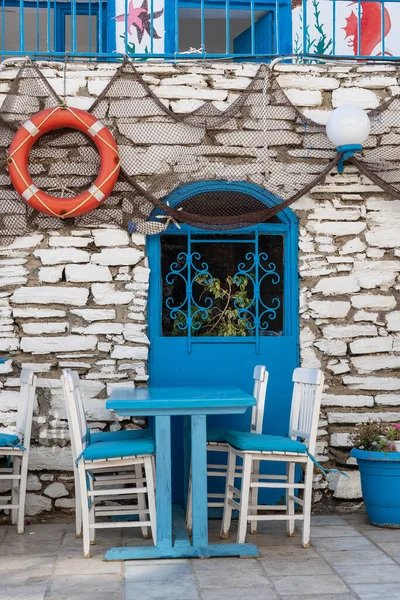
(0, 60, 399, 513)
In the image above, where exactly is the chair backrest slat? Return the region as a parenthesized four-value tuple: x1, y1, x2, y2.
(289, 367, 324, 455)
(16, 369, 37, 447)
(250, 365, 269, 435)
(62, 369, 87, 462)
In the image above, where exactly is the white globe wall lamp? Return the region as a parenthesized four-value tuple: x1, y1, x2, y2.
(326, 105, 371, 173)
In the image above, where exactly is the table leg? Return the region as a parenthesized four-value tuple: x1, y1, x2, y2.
(105, 415, 174, 560)
(191, 414, 208, 549)
(155, 415, 172, 549)
(105, 413, 259, 561)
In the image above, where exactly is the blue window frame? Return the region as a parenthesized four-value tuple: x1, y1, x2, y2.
(54, 2, 107, 54)
(164, 0, 292, 57)
(1, 0, 107, 55)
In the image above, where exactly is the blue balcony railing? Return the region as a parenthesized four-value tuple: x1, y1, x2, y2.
(0, 0, 399, 61)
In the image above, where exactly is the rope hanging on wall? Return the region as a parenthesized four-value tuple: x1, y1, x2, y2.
(0, 58, 397, 242)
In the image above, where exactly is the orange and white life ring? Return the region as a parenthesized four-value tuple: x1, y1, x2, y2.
(7, 106, 120, 218)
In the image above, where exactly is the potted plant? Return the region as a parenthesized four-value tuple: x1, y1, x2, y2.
(350, 421, 400, 528)
(384, 423, 400, 452)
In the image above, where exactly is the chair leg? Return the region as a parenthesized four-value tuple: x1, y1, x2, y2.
(237, 453, 252, 544)
(11, 457, 20, 526)
(286, 462, 296, 537)
(186, 462, 193, 535)
(135, 463, 150, 539)
(250, 459, 259, 534)
(302, 461, 313, 548)
(220, 448, 237, 539)
(144, 456, 157, 545)
(74, 466, 82, 538)
(78, 465, 91, 558)
(17, 454, 29, 535)
(88, 475, 96, 545)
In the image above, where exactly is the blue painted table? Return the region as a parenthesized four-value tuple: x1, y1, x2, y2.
(104, 385, 258, 560)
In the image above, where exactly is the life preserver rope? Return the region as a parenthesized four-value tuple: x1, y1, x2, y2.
(7, 106, 120, 219)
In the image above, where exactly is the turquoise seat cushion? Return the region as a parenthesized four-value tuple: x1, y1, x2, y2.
(90, 429, 152, 444)
(82, 437, 155, 461)
(0, 433, 20, 448)
(225, 431, 307, 454)
(207, 427, 247, 444)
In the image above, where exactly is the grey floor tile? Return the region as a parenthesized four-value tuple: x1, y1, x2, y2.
(341, 515, 374, 531)
(271, 574, 349, 596)
(125, 561, 194, 583)
(364, 528, 400, 542)
(236, 533, 305, 548)
(54, 556, 122, 576)
(310, 525, 362, 538)
(280, 596, 356, 600)
(19, 523, 67, 537)
(341, 513, 369, 523)
(59, 529, 124, 559)
(311, 515, 347, 526)
(258, 544, 320, 559)
(192, 557, 262, 570)
(193, 557, 269, 589)
(312, 536, 375, 552)
(351, 583, 400, 600)
(376, 541, 400, 558)
(200, 585, 279, 600)
(122, 536, 153, 547)
(0, 537, 61, 556)
(62, 529, 122, 549)
(125, 580, 199, 600)
(0, 555, 55, 585)
(261, 557, 334, 576)
(321, 548, 395, 566)
(47, 574, 123, 600)
(0, 525, 8, 542)
(0, 583, 47, 600)
(335, 563, 400, 584)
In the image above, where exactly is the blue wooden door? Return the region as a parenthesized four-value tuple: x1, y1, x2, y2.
(233, 11, 274, 56)
(148, 184, 299, 504)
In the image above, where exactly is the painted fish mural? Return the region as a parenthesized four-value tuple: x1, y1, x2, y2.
(292, 0, 396, 57)
(343, 2, 392, 56)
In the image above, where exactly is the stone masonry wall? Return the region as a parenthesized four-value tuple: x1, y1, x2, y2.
(0, 59, 399, 514)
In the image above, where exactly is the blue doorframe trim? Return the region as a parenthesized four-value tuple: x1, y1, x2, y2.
(154, 180, 297, 226)
(147, 180, 299, 371)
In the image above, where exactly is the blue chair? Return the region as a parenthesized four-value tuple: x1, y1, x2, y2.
(62, 369, 156, 557)
(0, 369, 37, 533)
(221, 367, 324, 548)
(187, 365, 268, 533)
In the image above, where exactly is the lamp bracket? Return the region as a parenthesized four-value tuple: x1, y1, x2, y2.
(336, 144, 363, 174)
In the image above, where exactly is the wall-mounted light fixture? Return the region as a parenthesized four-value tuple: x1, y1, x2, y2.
(326, 105, 371, 173)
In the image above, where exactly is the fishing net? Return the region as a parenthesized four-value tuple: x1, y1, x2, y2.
(0, 58, 395, 241)
(350, 94, 400, 197)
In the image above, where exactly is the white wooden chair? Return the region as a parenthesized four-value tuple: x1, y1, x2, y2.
(186, 365, 269, 533)
(61, 369, 153, 540)
(221, 367, 324, 548)
(0, 369, 37, 534)
(62, 369, 156, 558)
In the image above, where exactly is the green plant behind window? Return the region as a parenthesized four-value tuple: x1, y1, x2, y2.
(171, 275, 253, 337)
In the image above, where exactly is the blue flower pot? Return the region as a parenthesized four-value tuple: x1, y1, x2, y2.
(351, 448, 400, 528)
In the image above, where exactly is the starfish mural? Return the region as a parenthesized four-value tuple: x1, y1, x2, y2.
(116, 0, 163, 44)
(116, 2, 146, 36)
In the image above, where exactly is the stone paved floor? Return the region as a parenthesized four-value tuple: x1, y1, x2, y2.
(1, 512, 400, 599)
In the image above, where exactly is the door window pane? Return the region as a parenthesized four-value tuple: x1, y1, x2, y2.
(161, 232, 284, 337)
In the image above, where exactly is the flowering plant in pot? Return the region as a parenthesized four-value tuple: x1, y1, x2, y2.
(350, 421, 400, 528)
(384, 424, 400, 452)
